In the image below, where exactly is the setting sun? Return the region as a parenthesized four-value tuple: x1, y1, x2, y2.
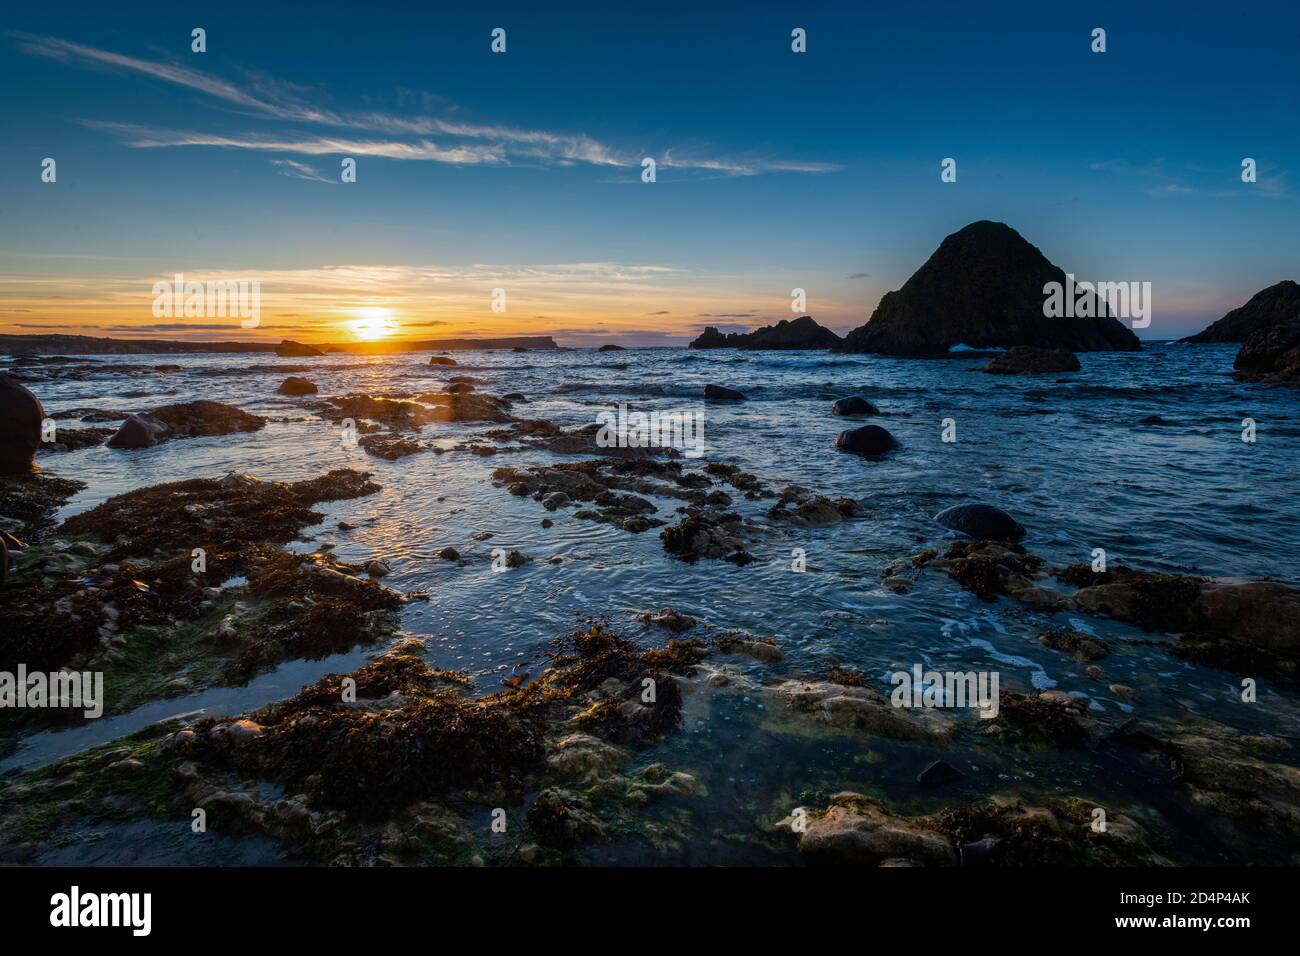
(348, 306, 398, 340)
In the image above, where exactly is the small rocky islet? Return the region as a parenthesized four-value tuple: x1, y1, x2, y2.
(2, 223, 1299, 867)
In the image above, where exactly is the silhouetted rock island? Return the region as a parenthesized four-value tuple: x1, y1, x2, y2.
(690, 316, 842, 350)
(840, 221, 1142, 356)
(1184, 280, 1300, 343)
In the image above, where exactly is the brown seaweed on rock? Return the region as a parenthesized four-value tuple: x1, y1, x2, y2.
(169, 622, 706, 821)
(60, 469, 378, 563)
(2, 469, 385, 709)
(0, 471, 85, 540)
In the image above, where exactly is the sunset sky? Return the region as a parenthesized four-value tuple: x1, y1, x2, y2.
(2, 1, 1298, 345)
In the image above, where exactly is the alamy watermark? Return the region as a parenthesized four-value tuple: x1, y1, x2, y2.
(151, 272, 260, 328)
(890, 663, 999, 718)
(1043, 273, 1151, 329)
(50, 886, 151, 936)
(0, 665, 103, 718)
(595, 403, 706, 458)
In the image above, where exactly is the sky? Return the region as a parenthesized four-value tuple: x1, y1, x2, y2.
(1, 0, 1298, 346)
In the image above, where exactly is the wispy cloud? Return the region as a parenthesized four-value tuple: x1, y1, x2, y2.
(270, 159, 338, 183)
(1089, 157, 1293, 200)
(15, 32, 839, 177)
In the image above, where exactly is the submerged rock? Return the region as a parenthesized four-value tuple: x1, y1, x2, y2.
(785, 792, 958, 866)
(934, 503, 1026, 542)
(358, 433, 423, 460)
(981, 347, 1080, 374)
(1038, 628, 1110, 662)
(835, 424, 899, 455)
(840, 221, 1142, 355)
(770, 679, 951, 741)
(106, 400, 266, 449)
(767, 486, 862, 525)
(917, 759, 964, 788)
(277, 376, 318, 395)
(597, 344, 626, 352)
(35, 425, 113, 453)
(0, 374, 45, 474)
(703, 384, 747, 401)
(831, 395, 880, 416)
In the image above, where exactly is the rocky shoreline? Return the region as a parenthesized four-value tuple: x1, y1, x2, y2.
(2, 349, 1299, 867)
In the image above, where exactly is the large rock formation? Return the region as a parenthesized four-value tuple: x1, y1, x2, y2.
(840, 221, 1142, 356)
(1233, 320, 1300, 384)
(0, 374, 44, 474)
(1184, 280, 1300, 343)
(689, 316, 842, 350)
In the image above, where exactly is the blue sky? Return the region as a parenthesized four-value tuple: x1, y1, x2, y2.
(1, 0, 1297, 344)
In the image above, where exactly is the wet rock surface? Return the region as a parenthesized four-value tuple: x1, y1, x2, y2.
(934, 503, 1026, 542)
(106, 401, 266, 449)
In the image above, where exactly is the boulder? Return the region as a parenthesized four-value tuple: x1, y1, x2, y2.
(831, 395, 880, 416)
(689, 316, 842, 350)
(981, 347, 1080, 374)
(277, 376, 318, 395)
(841, 221, 1142, 355)
(934, 503, 1026, 542)
(703, 384, 747, 401)
(446, 382, 474, 394)
(1184, 280, 1300, 343)
(834, 424, 898, 455)
(0, 373, 44, 474)
(428, 355, 458, 366)
(597, 344, 626, 352)
(275, 339, 323, 357)
(105, 413, 171, 449)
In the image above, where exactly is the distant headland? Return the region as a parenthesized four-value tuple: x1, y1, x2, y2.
(0, 334, 560, 356)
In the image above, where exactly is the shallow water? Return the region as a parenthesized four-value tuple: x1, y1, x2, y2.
(6, 342, 1299, 864)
